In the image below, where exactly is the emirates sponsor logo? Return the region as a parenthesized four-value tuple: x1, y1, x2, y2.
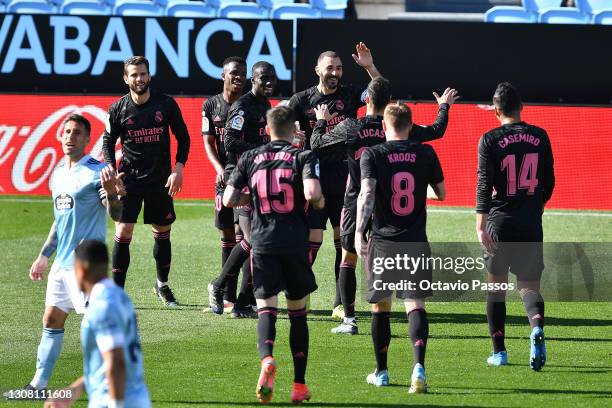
(0, 104, 117, 193)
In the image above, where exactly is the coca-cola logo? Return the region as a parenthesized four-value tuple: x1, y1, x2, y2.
(55, 193, 74, 210)
(0, 105, 115, 193)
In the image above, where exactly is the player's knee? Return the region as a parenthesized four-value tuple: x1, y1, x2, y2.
(115, 223, 135, 239)
(220, 228, 235, 241)
(309, 229, 323, 242)
(372, 300, 391, 313)
(43, 309, 66, 329)
(333, 227, 341, 240)
(341, 250, 357, 266)
(152, 224, 171, 234)
(518, 287, 540, 299)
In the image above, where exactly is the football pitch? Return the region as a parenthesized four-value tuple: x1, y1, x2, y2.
(1, 196, 611, 407)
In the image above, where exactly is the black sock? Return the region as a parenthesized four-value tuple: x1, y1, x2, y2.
(213, 239, 251, 289)
(339, 263, 356, 318)
(372, 312, 391, 372)
(408, 309, 429, 367)
(522, 290, 545, 328)
(257, 307, 277, 360)
(333, 239, 342, 308)
(236, 257, 253, 308)
(112, 236, 131, 288)
(289, 308, 309, 384)
(487, 292, 506, 352)
(221, 239, 237, 303)
(308, 241, 322, 266)
(153, 230, 171, 284)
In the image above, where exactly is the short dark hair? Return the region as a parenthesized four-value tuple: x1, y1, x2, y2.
(367, 77, 392, 110)
(493, 82, 522, 116)
(63, 113, 91, 136)
(384, 103, 413, 133)
(317, 51, 339, 64)
(266, 106, 295, 138)
(252, 61, 275, 77)
(74, 240, 109, 276)
(124, 56, 149, 74)
(223, 56, 246, 68)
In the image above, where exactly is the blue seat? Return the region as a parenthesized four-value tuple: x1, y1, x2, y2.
(538, 8, 591, 23)
(593, 9, 612, 24)
(577, 0, 610, 14)
(310, 0, 346, 18)
(271, 3, 320, 19)
(484, 7, 537, 23)
(61, 0, 112, 15)
(206, 0, 239, 8)
(256, 0, 292, 10)
(218, 3, 268, 18)
(522, 0, 562, 13)
(114, 0, 164, 15)
(7, 0, 57, 13)
(165, 0, 216, 17)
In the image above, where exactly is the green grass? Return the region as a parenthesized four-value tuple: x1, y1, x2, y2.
(1, 196, 611, 407)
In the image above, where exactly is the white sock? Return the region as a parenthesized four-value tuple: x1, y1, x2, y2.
(344, 316, 356, 324)
(157, 280, 168, 288)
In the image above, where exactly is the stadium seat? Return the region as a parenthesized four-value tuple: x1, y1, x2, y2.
(484, 7, 537, 23)
(592, 9, 612, 24)
(576, 0, 610, 14)
(218, 3, 268, 18)
(165, 0, 216, 17)
(114, 0, 164, 15)
(522, 0, 562, 13)
(538, 8, 591, 23)
(256, 0, 293, 10)
(271, 3, 320, 19)
(206, 0, 240, 9)
(7, 0, 57, 13)
(309, 0, 347, 18)
(61, 0, 113, 15)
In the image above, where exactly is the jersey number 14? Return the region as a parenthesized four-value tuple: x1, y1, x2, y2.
(501, 153, 539, 196)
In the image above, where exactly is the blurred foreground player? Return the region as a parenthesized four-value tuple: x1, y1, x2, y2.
(202, 56, 248, 309)
(208, 61, 279, 317)
(26, 114, 123, 395)
(356, 104, 446, 393)
(103, 56, 191, 307)
(223, 106, 324, 404)
(476, 82, 555, 371)
(288, 43, 381, 318)
(44, 240, 151, 408)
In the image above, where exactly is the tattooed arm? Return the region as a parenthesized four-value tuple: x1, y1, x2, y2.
(355, 178, 376, 258)
(222, 185, 251, 208)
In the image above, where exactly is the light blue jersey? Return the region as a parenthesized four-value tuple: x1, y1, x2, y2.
(81, 278, 151, 408)
(50, 155, 107, 269)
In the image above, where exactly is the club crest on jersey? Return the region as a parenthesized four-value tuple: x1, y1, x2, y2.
(126, 118, 135, 125)
(230, 115, 244, 131)
(55, 193, 74, 210)
(155, 111, 163, 123)
(202, 117, 210, 132)
(259, 116, 265, 123)
(336, 100, 345, 111)
(214, 115, 222, 122)
(314, 161, 320, 177)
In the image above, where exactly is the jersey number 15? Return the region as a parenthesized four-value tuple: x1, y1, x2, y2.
(252, 169, 294, 214)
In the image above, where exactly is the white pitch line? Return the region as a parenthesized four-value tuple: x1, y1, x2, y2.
(0, 197, 610, 217)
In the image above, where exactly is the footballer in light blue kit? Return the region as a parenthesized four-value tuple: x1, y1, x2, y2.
(45, 240, 151, 408)
(26, 114, 124, 395)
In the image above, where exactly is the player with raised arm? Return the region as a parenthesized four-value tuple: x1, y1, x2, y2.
(356, 104, 446, 393)
(202, 56, 247, 310)
(207, 61, 280, 318)
(25, 114, 124, 396)
(312, 79, 458, 335)
(44, 240, 151, 408)
(288, 43, 380, 319)
(223, 106, 324, 405)
(476, 82, 555, 371)
(102, 56, 191, 307)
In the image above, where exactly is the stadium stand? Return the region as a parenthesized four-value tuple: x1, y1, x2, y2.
(484, 6, 538, 22)
(310, 0, 348, 18)
(593, 9, 612, 24)
(7, 0, 57, 13)
(113, 0, 164, 15)
(538, 6, 590, 23)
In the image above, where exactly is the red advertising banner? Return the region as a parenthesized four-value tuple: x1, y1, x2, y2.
(0, 94, 610, 210)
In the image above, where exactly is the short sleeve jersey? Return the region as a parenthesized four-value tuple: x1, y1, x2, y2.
(361, 141, 444, 242)
(50, 155, 107, 269)
(201, 93, 231, 167)
(227, 141, 320, 254)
